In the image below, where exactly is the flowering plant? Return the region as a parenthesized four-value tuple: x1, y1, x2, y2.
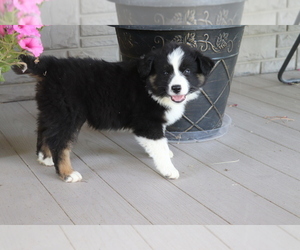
(0, 0, 47, 82)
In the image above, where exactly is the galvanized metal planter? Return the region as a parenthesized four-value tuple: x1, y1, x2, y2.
(114, 25, 245, 142)
(109, 0, 245, 25)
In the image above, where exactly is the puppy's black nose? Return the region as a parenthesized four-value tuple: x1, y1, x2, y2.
(171, 85, 181, 94)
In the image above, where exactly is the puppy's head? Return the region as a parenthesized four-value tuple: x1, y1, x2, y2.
(139, 42, 214, 105)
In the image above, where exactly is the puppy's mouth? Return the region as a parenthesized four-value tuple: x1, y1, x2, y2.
(171, 95, 186, 103)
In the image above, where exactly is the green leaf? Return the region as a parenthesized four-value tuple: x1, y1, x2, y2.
(0, 65, 11, 82)
(0, 65, 11, 73)
(0, 10, 18, 25)
(3, 33, 17, 46)
(0, 73, 5, 82)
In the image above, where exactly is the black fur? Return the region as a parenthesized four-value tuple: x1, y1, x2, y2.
(13, 42, 214, 181)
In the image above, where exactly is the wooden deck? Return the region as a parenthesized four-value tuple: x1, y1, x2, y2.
(0, 71, 300, 226)
(0, 225, 300, 249)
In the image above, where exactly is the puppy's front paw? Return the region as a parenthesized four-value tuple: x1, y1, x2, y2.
(159, 167, 180, 180)
(63, 171, 82, 183)
(167, 168, 180, 179)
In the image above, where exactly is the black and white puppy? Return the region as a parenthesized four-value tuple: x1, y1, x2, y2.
(14, 42, 214, 183)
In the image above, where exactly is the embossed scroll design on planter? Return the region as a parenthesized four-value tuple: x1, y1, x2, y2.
(121, 8, 237, 25)
(154, 9, 237, 25)
(154, 32, 237, 53)
(118, 31, 237, 54)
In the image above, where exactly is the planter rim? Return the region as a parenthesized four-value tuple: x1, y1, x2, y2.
(108, 0, 245, 7)
(112, 25, 244, 31)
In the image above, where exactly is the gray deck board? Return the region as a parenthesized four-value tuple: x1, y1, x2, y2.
(279, 225, 300, 241)
(61, 226, 152, 250)
(133, 225, 229, 249)
(0, 71, 300, 225)
(227, 92, 300, 131)
(103, 130, 300, 224)
(75, 129, 226, 224)
(206, 226, 300, 250)
(21, 101, 227, 224)
(175, 132, 300, 222)
(0, 226, 74, 250)
(0, 82, 35, 103)
(232, 78, 299, 114)
(1, 225, 299, 249)
(0, 102, 149, 225)
(0, 130, 72, 224)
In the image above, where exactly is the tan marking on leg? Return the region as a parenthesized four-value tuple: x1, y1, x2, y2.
(58, 148, 74, 178)
(41, 143, 52, 158)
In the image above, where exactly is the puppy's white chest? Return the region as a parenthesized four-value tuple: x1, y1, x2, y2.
(165, 104, 185, 126)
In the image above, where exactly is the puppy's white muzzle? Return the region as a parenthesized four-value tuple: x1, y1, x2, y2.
(168, 75, 189, 103)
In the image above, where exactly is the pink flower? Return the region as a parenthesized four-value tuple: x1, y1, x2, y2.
(0, 26, 5, 37)
(13, 0, 46, 13)
(18, 35, 44, 57)
(35, 0, 45, 4)
(13, 0, 40, 13)
(13, 25, 41, 36)
(0, 25, 14, 36)
(18, 14, 43, 25)
(0, 0, 14, 13)
(6, 25, 15, 34)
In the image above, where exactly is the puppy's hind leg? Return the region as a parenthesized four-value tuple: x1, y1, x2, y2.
(135, 136, 179, 179)
(37, 144, 54, 166)
(51, 146, 82, 183)
(36, 128, 54, 166)
(43, 126, 83, 183)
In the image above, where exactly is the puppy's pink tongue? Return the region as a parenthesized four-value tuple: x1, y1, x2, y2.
(171, 95, 186, 102)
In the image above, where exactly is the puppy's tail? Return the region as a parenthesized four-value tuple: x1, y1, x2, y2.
(12, 54, 46, 77)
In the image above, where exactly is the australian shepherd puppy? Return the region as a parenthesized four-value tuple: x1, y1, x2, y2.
(14, 42, 214, 183)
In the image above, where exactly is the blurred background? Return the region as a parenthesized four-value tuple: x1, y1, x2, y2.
(2, 0, 300, 83)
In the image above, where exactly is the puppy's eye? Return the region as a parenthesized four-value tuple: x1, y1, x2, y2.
(183, 68, 191, 75)
(163, 71, 169, 75)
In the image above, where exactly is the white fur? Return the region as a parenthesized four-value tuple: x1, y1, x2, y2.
(37, 152, 54, 166)
(64, 171, 82, 183)
(149, 47, 202, 127)
(165, 101, 186, 126)
(150, 94, 185, 126)
(167, 47, 189, 96)
(186, 91, 200, 102)
(163, 91, 199, 126)
(136, 136, 179, 179)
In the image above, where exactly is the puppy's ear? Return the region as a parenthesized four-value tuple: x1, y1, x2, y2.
(194, 51, 215, 76)
(138, 55, 155, 78)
